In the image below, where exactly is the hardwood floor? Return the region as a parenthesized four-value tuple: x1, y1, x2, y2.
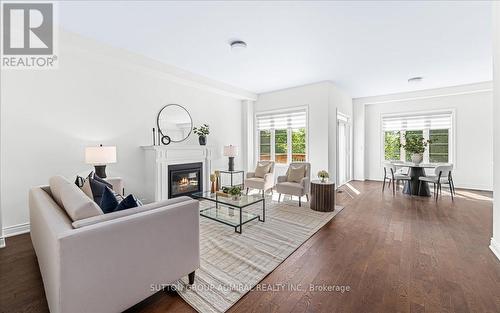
(1, 181, 499, 313)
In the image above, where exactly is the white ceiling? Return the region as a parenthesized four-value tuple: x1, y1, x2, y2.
(58, 1, 493, 98)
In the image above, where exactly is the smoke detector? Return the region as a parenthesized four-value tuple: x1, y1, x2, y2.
(408, 77, 424, 83)
(230, 40, 247, 52)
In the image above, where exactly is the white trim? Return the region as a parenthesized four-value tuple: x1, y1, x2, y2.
(355, 82, 492, 104)
(0, 237, 5, 248)
(490, 238, 500, 261)
(3, 222, 30, 237)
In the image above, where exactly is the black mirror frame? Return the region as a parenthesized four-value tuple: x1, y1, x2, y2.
(156, 104, 193, 143)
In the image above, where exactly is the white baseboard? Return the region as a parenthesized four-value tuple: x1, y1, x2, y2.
(0, 237, 5, 248)
(490, 238, 500, 261)
(3, 222, 30, 237)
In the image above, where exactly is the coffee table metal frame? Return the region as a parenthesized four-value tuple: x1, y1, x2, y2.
(191, 192, 265, 234)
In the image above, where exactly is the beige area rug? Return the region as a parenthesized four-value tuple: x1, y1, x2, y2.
(174, 197, 344, 313)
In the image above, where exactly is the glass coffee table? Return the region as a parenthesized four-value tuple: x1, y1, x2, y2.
(191, 191, 265, 234)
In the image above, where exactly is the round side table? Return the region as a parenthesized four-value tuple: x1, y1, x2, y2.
(310, 180, 336, 212)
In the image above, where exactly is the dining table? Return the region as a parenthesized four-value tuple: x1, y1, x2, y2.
(393, 162, 453, 197)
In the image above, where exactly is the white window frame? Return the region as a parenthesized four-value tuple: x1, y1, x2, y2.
(255, 106, 309, 166)
(380, 109, 456, 166)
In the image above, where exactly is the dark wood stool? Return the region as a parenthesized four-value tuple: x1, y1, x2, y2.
(310, 180, 335, 212)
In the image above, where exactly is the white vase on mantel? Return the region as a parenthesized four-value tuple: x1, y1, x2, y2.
(411, 153, 423, 164)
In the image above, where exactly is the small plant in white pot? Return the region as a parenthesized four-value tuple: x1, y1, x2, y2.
(402, 133, 431, 164)
(317, 170, 329, 183)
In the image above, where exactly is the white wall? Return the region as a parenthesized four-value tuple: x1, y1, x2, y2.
(253, 81, 352, 183)
(354, 82, 493, 190)
(353, 99, 365, 180)
(491, 2, 500, 261)
(0, 30, 256, 233)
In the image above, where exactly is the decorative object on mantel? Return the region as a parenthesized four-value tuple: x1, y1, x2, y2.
(401, 133, 431, 164)
(152, 128, 156, 145)
(210, 173, 217, 193)
(157, 104, 193, 143)
(214, 170, 221, 191)
(193, 124, 210, 145)
(85, 145, 117, 179)
(223, 145, 238, 171)
(161, 135, 171, 145)
(317, 170, 329, 183)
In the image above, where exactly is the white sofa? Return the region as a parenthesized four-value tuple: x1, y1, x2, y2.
(29, 176, 200, 313)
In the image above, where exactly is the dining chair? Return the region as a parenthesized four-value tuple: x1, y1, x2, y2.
(382, 163, 412, 195)
(418, 164, 454, 201)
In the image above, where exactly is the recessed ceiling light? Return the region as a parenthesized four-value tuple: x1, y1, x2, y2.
(408, 77, 423, 83)
(230, 40, 247, 52)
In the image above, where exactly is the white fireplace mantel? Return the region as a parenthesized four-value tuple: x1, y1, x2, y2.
(141, 145, 213, 202)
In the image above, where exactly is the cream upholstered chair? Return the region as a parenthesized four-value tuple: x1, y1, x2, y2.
(418, 164, 454, 201)
(245, 161, 275, 196)
(382, 162, 411, 195)
(275, 162, 311, 207)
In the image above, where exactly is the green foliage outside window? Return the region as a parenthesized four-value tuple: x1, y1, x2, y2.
(275, 129, 288, 163)
(429, 129, 449, 162)
(259, 130, 271, 160)
(384, 131, 401, 160)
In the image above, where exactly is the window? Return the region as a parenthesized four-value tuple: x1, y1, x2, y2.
(382, 111, 453, 163)
(429, 129, 449, 163)
(384, 131, 401, 161)
(259, 130, 271, 161)
(292, 128, 306, 161)
(256, 109, 307, 164)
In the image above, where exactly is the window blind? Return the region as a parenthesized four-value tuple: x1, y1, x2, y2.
(382, 112, 452, 131)
(256, 109, 307, 130)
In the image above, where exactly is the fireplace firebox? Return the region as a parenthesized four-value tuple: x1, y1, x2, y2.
(168, 162, 203, 198)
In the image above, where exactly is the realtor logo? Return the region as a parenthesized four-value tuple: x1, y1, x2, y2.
(1, 2, 57, 69)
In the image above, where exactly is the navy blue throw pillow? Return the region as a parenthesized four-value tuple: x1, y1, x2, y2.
(115, 194, 140, 211)
(99, 186, 119, 214)
(88, 174, 112, 205)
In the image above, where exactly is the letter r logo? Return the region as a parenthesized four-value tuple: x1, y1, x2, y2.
(2, 3, 53, 55)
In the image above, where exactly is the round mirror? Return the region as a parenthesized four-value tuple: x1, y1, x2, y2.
(156, 104, 193, 143)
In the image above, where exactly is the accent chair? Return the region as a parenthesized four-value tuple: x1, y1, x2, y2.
(245, 161, 275, 196)
(275, 162, 311, 206)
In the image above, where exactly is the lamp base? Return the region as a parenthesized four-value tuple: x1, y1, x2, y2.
(94, 165, 107, 178)
(228, 157, 235, 172)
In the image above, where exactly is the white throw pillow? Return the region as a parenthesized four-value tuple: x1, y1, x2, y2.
(254, 163, 271, 178)
(287, 165, 306, 183)
(49, 176, 103, 221)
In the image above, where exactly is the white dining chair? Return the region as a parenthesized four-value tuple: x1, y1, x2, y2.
(418, 164, 454, 201)
(382, 163, 412, 195)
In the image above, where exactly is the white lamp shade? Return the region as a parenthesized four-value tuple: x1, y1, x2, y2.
(223, 145, 238, 157)
(85, 146, 117, 165)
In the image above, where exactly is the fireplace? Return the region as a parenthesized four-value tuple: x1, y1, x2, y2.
(168, 162, 203, 198)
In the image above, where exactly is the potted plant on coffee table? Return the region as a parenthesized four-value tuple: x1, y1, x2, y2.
(402, 133, 431, 164)
(193, 124, 210, 145)
(226, 186, 242, 201)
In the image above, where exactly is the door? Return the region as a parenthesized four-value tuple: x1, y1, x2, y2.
(337, 114, 351, 186)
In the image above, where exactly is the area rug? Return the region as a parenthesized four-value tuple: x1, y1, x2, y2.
(173, 198, 344, 313)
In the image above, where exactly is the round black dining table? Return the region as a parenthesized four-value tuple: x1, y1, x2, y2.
(394, 163, 440, 197)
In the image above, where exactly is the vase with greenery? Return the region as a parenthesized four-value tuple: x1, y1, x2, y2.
(401, 133, 431, 164)
(193, 124, 210, 145)
(317, 170, 329, 183)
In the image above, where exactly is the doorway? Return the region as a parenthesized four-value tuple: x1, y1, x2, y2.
(337, 113, 351, 187)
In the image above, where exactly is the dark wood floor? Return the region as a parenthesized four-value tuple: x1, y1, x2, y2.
(1, 181, 500, 313)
